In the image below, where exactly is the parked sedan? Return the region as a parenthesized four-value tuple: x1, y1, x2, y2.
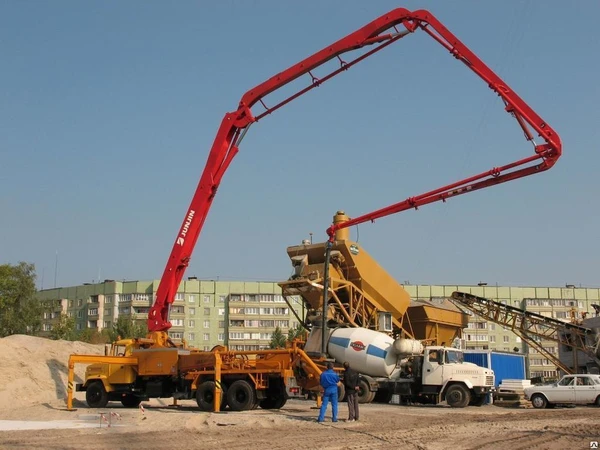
(524, 374, 600, 408)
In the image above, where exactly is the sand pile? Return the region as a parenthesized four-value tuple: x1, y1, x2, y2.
(0, 335, 105, 409)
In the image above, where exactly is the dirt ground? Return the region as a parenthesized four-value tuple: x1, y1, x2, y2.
(0, 397, 599, 450)
(1, 335, 598, 449)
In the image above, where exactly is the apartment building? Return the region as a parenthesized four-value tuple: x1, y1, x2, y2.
(38, 278, 303, 351)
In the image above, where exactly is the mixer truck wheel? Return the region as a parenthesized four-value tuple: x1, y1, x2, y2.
(357, 379, 374, 404)
(227, 380, 256, 411)
(445, 384, 470, 408)
(86, 381, 108, 408)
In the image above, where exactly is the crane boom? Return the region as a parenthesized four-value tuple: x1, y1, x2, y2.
(148, 8, 562, 332)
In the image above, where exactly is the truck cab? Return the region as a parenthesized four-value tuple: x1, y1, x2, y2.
(419, 346, 494, 407)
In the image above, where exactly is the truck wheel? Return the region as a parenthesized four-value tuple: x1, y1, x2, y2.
(357, 379, 373, 404)
(531, 394, 547, 409)
(120, 394, 142, 408)
(226, 380, 256, 411)
(86, 381, 109, 408)
(196, 381, 225, 411)
(445, 384, 470, 408)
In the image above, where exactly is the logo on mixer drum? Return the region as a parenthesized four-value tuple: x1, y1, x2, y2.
(350, 340, 366, 352)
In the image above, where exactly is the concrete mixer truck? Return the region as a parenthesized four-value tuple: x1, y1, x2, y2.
(300, 325, 494, 407)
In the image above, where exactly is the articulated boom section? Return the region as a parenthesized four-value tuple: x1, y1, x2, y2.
(149, 8, 561, 333)
(450, 292, 600, 374)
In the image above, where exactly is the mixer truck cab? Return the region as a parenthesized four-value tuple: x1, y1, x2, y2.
(418, 346, 495, 407)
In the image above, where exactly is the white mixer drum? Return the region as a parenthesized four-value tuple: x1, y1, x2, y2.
(327, 327, 397, 377)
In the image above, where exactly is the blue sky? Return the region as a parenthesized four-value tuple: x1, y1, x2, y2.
(2, 1, 599, 289)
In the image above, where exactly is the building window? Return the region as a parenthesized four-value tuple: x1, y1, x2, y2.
(188, 295, 196, 304)
(172, 319, 184, 327)
(218, 321, 225, 328)
(104, 296, 112, 304)
(218, 333, 224, 341)
(204, 295, 211, 304)
(503, 336, 509, 343)
(218, 308, 225, 316)
(219, 295, 226, 303)
(43, 324, 52, 331)
(204, 308, 211, 315)
(69, 300, 74, 307)
(175, 293, 184, 301)
(203, 333, 210, 341)
(188, 332, 195, 341)
(77, 311, 83, 318)
(170, 332, 183, 339)
(204, 320, 210, 329)
(189, 307, 196, 315)
(489, 336, 496, 343)
(88, 308, 98, 316)
(104, 321, 111, 328)
(188, 319, 195, 327)
(465, 334, 488, 342)
(77, 299, 83, 307)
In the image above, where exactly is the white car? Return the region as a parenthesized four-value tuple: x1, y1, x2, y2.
(524, 374, 600, 408)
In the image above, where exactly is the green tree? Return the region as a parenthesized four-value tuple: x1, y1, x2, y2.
(50, 313, 77, 340)
(77, 328, 111, 344)
(108, 315, 148, 340)
(269, 326, 287, 349)
(287, 323, 306, 343)
(0, 262, 43, 337)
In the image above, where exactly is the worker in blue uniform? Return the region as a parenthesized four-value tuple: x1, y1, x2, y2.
(317, 361, 341, 423)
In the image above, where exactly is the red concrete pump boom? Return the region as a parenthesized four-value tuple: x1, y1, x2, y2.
(148, 8, 562, 332)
